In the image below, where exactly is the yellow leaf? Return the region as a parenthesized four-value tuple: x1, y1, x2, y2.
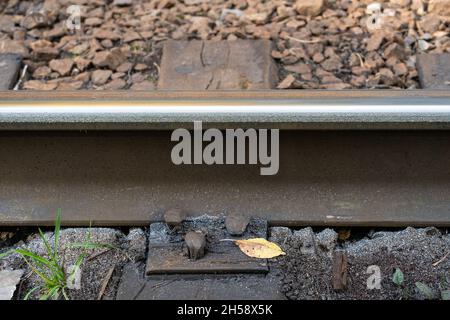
(338, 229, 351, 241)
(234, 238, 286, 259)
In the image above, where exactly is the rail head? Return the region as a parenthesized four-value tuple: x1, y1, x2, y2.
(1, 90, 450, 130)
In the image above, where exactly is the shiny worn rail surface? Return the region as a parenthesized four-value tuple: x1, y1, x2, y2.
(1, 90, 450, 130)
(0, 90, 450, 226)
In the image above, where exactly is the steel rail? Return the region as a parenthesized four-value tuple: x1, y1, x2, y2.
(1, 90, 450, 130)
(0, 90, 450, 226)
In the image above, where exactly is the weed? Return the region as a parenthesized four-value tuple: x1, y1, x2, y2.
(415, 282, 434, 300)
(0, 209, 113, 300)
(439, 275, 450, 300)
(391, 267, 448, 300)
(392, 268, 404, 286)
(391, 267, 412, 299)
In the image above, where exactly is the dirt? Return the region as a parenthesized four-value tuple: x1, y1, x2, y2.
(0, 227, 35, 251)
(0, 231, 16, 249)
(0, 227, 147, 300)
(272, 226, 450, 300)
(1, 224, 450, 300)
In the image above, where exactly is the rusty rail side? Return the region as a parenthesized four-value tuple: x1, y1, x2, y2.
(0, 90, 449, 226)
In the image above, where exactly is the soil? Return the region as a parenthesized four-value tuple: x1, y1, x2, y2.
(0, 227, 35, 251)
(0, 227, 147, 300)
(272, 226, 450, 300)
(1, 225, 450, 300)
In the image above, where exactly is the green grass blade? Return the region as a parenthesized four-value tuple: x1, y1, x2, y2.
(14, 211, 73, 301)
(24, 286, 41, 300)
(62, 288, 70, 300)
(15, 248, 62, 276)
(88, 221, 92, 242)
(54, 208, 62, 262)
(48, 267, 66, 285)
(67, 252, 85, 284)
(39, 291, 50, 300)
(19, 254, 55, 286)
(38, 228, 55, 260)
(50, 287, 60, 300)
(39, 286, 59, 300)
(74, 252, 85, 269)
(15, 248, 52, 266)
(0, 249, 14, 259)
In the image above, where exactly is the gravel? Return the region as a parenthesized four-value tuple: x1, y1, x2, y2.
(0, 227, 146, 300)
(271, 226, 450, 300)
(1, 0, 449, 90)
(2, 225, 450, 300)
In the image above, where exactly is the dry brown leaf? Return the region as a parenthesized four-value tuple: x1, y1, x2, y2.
(97, 265, 115, 300)
(338, 229, 351, 241)
(234, 238, 286, 259)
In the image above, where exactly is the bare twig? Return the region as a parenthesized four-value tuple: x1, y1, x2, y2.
(97, 266, 115, 300)
(13, 65, 28, 90)
(153, 62, 161, 76)
(219, 239, 237, 242)
(355, 53, 366, 68)
(16, 271, 33, 299)
(286, 35, 323, 44)
(131, 280, 177, 300)
(287, 48, 305, 56)
(432, 252, 450, 267)
(150, 279, 176, 290)
(86, 248, 112, 262)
